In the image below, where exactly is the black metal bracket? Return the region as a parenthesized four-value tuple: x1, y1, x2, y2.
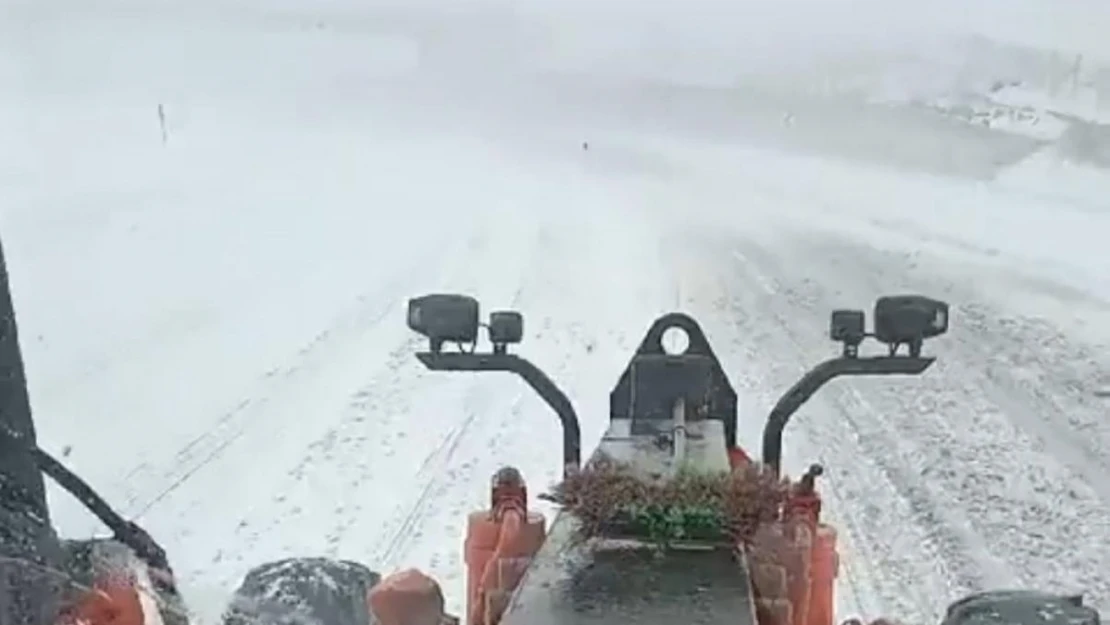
(0, 422, 174, 580)
(414, 352, 582, 477)
(761, 355, 935, 475)
(609, 313, 738, 448)
(30, 445, 171, 575)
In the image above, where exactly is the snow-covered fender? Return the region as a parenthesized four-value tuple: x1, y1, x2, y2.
(55, 538, 188, 625)
(222, 557, 381, 625)
(942, 590, 1099, 625)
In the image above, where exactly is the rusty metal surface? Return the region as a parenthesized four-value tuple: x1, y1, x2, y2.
(502, 514, 756, 625)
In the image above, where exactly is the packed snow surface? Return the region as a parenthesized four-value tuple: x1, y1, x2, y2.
(4, 0, 1110, 622)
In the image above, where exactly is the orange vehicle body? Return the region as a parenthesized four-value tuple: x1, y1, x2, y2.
(53, 449, 837, 625)
(57, 578, 147, 625)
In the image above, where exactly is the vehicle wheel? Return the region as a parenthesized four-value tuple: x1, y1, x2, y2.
(223, 557, 381, 625)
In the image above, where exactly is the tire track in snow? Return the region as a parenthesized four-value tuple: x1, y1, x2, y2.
(368, 374, 522, 570)
(699, 155, 1110, 609)
(203, 186, 684, 610)
(657, 149, 1110, 617)
(374, 309, 608, 616)
(198, 213, 543, 603)
(373, 386, 530, 578)
(139, 224, 499, 597)
(359, 230, 546, 610)
(790, 234, 1110, 608)
(735, 238, 1015, 585)
(123, 250, 449, 520)
(676, 233, 973, 621)
(368, 201, 678, 613)
(221, 333, 432, 560)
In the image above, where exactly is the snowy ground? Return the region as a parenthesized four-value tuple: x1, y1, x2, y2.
(4, 0, 1110, 623)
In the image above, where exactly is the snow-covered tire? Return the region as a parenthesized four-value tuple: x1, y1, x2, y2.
(222, 557, 381, 625)
(942, 590, 1099, 625)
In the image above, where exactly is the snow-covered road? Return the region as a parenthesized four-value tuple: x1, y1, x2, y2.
(5, 0, 1110, 623)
